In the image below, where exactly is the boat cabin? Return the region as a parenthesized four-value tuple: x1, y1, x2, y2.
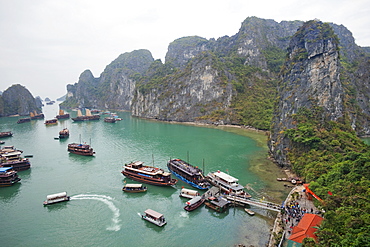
(179, 188, 200, 199)
(43, 191, 70, 205)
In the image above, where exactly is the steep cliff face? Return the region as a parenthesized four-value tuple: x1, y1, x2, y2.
(132, 52, 234, 122)
(269, 21, 344, 165)
(0, 84, 41, 116)
(61, 49, 154, 109)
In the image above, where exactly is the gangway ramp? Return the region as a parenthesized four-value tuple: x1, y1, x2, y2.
(225, 195, 281, 212)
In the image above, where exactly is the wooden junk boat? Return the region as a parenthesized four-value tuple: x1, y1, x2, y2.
(67, 143, 95, 156)
(30, 111, 44, 120)
(45, 118, 58, 125)
(59, 128, 69, 139)
(0, 131, 13, 138)
(121, 161, 177, 186)
(43, 192, 70, 205)
(122, 183, 147, 193)
(141, 209, 167, 227)
(72, 109, 100, 122)
(17, 118, 31, 124)
(167, 158, 210, 190)
(0, 167, 21, 187)
(55, 109, 70, 119)
(184, 196, 205, 212)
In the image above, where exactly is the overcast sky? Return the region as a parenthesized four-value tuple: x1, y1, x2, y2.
(1, 0, 369, 100)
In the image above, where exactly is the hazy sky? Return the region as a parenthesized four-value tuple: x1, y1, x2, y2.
(1, 0, 369, 100)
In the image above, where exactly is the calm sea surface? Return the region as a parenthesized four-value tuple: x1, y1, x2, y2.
(0, 103, 288, 247)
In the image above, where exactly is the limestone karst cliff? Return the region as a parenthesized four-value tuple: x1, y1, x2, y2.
(0, 84, 42, 117)
(61, 17, 370, 137)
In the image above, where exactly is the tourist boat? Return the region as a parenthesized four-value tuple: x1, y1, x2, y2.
(59, 128, 69, 139)
(67, 143, 95, 156)
(206, 171, 250, 196)
(104, 117, 116, 123)
(179, 188, 200, 199)
(17, 118, 31, 124)
(184, 196, 205, 212)
(0, 131, 12, 138)
(121, 161, 177, 186)
(0, 167, 21, 187)
(55, 109, 70, 119)
(45, 118, 58, 125)
(0, 150, 31, 171)
(122, 183, 147, 193)
(0, 141, 4, 144)
(72, 109, 100, 122)
(244, 208, 255, 216)
(141, 209, 167, 227)
(43, 192, 70, 205)
(167, 159, 210, 190)
(30, 111, 44, 120)
(204, 196, 230, 213)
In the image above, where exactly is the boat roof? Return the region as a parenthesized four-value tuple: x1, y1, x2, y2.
(124, 184, 143, 188)
(213, 171, 239, 183)
(0, 167, 13, 172)
(181, 188, 199, 194)
(1, 151, 22, 157)
(144, 209, 163, 219)
(186, 196, 202, 205)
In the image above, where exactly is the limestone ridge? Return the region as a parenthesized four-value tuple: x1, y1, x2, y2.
(62, 49, 154, 110)
(61, 17, 370, 134)
(0, 84, 42, 117)
(268, 20, 344, 165)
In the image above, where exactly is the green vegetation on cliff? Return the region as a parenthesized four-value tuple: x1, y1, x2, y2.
(284, 107, 370, 246)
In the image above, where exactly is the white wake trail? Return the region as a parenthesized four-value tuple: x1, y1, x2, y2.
(71, 194, 121, 231)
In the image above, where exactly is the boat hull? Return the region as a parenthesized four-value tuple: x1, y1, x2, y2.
(184, 199, 205, 212)
(168, 168, 209, 190)
(121, 170, 177, 186)
(141, 215, 166, 227)
(43, 197, 70, 206)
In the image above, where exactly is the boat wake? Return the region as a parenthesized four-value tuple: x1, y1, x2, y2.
(71, 194, 121, 231)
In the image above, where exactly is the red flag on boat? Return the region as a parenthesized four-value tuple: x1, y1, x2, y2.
(328, 191, 333, 195)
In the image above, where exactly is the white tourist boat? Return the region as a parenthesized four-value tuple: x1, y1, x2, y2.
(179, 188, 200, 199)
(43, 192, 70, 206)
(206, 171, 247, 195)
(141, 209, 167, 227)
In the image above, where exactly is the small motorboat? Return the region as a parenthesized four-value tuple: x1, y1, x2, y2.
(244, 208, 255, 216)
(122, 183, 147, 193)
(141, 209, 166, 227)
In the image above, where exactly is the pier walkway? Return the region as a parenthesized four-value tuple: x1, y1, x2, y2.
(203, 186, 281, 212)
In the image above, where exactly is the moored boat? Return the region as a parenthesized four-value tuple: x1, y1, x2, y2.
(244, 208, 255, 216)
(184, 196, 205, 211)
(67, 143, 95, 156)
(72, 109, 100, 122)
(0, 167, 21, 187)
(122, 183, 147, 193)
(141, 209, 167, 227)
(45, 118, 58, 125)
(59, 128, 69, 139)
(0, 150, 31, 171)
(104, 117, 116, 123)
(55, 109, 70, 119)
(121, 161, 177, 186)
(30, 111, 44, 120)
(0, 131, 12, 138)
(17, 118, 31, 124)
(43, 192, 70, 205)
(179, 188, 200, 199)
(206, 170, 250, 197)
(167, 158, 210, 190)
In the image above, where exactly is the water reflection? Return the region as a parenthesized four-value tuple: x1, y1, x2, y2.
(0, 183, 21, 201)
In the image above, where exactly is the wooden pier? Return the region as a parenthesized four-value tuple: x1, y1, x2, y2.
(203, 186, 281, 212)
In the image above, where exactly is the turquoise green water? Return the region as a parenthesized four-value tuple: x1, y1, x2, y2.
(0, 103, 286, 247)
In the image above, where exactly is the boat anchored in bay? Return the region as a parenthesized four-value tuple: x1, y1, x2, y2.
(121, 161, 177, 186)
(167, 158, 210, 190)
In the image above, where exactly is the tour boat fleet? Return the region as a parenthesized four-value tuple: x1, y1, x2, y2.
(167, 158, 210, 190)
(121, 161, 178, 186)
(43, 192, 70, 205)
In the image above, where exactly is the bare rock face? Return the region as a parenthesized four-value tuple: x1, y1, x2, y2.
(0, 84, 41, 116)
(269, 20, 344, 165)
